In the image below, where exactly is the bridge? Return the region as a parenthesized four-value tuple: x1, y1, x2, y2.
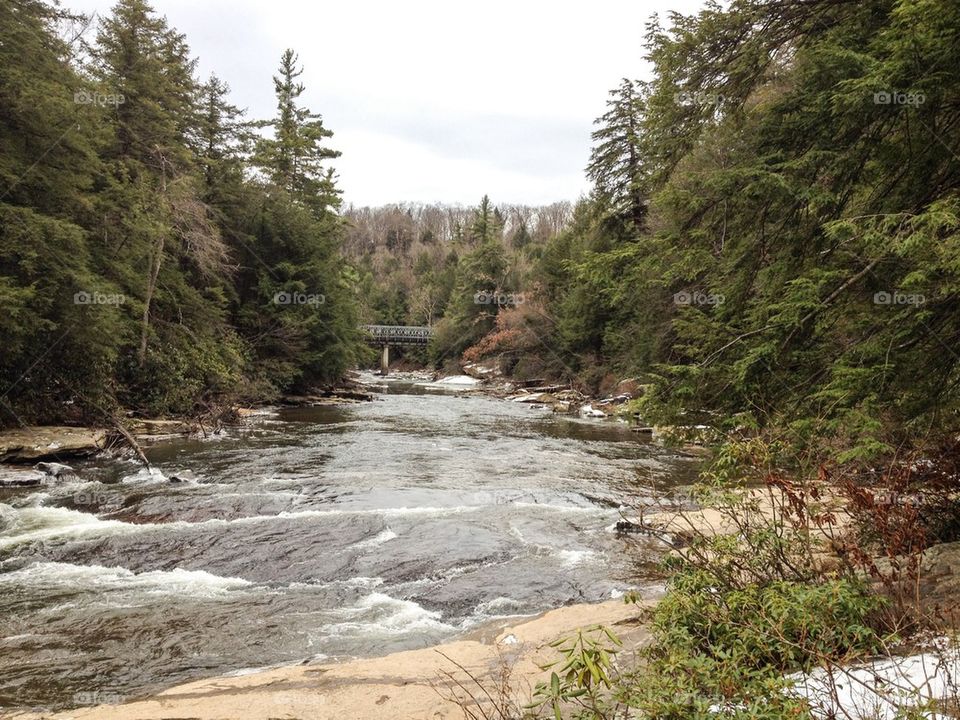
(360, 325, 433, 375)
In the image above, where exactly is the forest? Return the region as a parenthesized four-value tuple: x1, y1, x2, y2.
(6, 0, 958, 469)
(1, 0, 363, 427)
(355, 0, 960, 469)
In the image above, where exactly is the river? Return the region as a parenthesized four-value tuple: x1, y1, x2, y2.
(0, 374, 701, 711)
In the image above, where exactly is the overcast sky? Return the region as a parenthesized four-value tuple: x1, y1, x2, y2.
(65, 0, 706, 207)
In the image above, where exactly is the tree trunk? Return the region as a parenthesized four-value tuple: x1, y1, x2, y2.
(138, 235, 164, 367)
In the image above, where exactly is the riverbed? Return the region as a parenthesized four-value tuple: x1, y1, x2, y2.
(0, 374, 700, 711)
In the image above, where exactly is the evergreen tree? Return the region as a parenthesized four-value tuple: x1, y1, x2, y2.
(92, 0, 239, 412)
(0, 1, 363, 426)
(586, 78, 647, 232)
(543, 0, 960, 460)
(254, 49, 341, 215)
(0, 0, 120, 423)
(467, 195, 503, 245)
(194, 74, 249, 207)
(239, 49, 361, 390)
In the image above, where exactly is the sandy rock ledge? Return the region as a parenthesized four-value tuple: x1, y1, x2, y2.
(10, 600, 651, 720)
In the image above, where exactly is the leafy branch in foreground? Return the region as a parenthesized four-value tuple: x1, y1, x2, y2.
(527, 626, 624, 720)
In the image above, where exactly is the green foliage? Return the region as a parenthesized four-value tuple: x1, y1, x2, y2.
(524, 0, 960, 461)
(528, 626, 622, 720)
(615, 522, 889, 720)
(525, 566, 885, 720)
(0, 0, 361, 425)
(253, 49, 340, 214)
(653, 573, 885, 674)
(586, 78, 648, 232)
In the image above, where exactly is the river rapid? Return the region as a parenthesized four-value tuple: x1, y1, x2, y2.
(0, 373, 700, 711)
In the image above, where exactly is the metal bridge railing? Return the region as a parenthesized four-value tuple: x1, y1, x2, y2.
(360, 325, 433, 344)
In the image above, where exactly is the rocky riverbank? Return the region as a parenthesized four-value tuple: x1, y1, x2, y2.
(460, 360, 646, 419)
(0, 427, 110, 464)
(0, 379, 376, 485)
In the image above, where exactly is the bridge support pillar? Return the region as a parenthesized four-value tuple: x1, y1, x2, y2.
(380, 343, 390, 376)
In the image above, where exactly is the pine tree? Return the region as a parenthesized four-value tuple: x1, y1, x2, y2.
(467, 194, 503, 245)
(254, 49, 341, 215)
(0, 0, 119, 422)
(237, 49, 360, 390)
(93, 0, 196, 168)
(0, 0, 364, 425)
(93, 0, 236, 410)
(586, 78, 647, 232)
(194, 74, 249, 206)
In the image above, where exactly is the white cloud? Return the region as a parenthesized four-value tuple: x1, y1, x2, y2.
(334, 127, 587, 207)
(65, 0, 706, 206)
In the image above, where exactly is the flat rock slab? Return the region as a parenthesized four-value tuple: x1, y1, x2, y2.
(0, 426, 109, 463)
(0, 465, 44, 487)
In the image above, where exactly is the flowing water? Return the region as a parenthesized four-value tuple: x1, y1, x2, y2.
(0, 374, 701, 711)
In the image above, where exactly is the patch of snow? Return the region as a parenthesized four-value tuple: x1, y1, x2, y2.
(430, 375, 482, 386)
(787, 642, 960, 719)
(580, 404, 606, 418)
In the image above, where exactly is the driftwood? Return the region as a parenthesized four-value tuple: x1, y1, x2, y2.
(109, 418, 151, 469)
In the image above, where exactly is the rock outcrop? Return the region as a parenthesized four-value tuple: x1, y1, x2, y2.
(0, 426, 109, 463)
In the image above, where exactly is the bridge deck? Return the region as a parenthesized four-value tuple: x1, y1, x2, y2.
(361, 325, 433, 344)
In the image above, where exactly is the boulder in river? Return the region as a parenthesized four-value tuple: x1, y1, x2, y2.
(168, 470, 198, 484)
(614, 519, 645, 534)
(34, 462, 78, 481)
